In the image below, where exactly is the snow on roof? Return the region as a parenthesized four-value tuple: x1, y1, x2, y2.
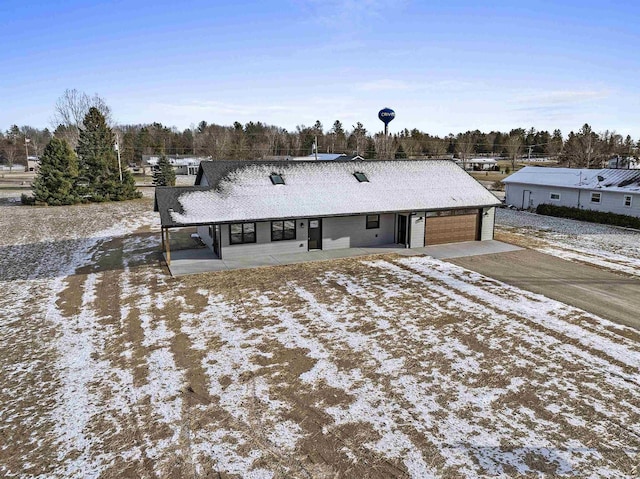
(502, 167, 640, 193)
(169, 160, 500, 225)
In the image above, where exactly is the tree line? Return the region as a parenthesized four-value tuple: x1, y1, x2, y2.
(2, 89, 638, 174)
(23, 107, 140, 205)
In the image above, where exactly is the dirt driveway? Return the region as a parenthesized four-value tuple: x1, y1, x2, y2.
(449, 249, 640, 331)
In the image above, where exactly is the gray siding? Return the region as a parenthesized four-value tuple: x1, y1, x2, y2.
(197, 225, 213, 249)
(322, 214, 395, 250)
(220, 221, 308, 259)
(409, 212, 426, 248)
(481, 207, 495, 241)
(505, 183, 580, 210)
(505, 183, 640, 217)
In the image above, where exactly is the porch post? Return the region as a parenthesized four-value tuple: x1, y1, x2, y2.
(165, 228, 171, 265)
(161, 227, 165, 250)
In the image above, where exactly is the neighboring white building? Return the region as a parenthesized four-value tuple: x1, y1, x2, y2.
(142, 155, 210, 175)
(607, 156, 639, 169)
(155, 159, 501, 264)
(289, 153, 365, 161)
(456, 158, 498, 171)
(503, 166, 640, 217)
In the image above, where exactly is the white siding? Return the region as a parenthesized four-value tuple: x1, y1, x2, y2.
(322, 214, 395, 250)
(220, 221, 308, 259)
(481, 207, 495, 241)
(409, 212, 426, 248)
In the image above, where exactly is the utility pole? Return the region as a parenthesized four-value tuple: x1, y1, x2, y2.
(24, 138, 30, 172)
(115, 140, 123, 182)
(314, 136, 318, 160)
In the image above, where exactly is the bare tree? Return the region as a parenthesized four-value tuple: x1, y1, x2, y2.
(505, 134, 523, 170)
(456, 132, 475, 170)
(51, 89, 112, 147)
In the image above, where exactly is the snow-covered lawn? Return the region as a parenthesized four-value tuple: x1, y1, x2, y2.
(496, 208, 640, 277)
(1, 200, 639, 478)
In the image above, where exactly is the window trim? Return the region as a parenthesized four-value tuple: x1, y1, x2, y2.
(590, 192, 601, 204)
(270, 173, 285, 185)
(366, 214, 380, 229)
(624, 195, 632, 207)
(354, 172, 369, 182)
(271, 220, 296, 241)
(229, 222, 257, 245)
(549, 192, 561, 201)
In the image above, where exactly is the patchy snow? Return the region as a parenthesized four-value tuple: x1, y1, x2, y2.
(171, 160, 500, 224)
(496, 208, 640, 276)
(2, 199, 639, 477)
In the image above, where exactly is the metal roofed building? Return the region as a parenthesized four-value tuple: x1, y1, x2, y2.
(503, 166, 640, 215)
(154, 159, 501, 265)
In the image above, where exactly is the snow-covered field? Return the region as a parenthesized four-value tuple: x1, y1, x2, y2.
(496, 208, 640, 277)
(1, 200, 639, 478)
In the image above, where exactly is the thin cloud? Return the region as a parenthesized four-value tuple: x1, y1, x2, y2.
(358, 79, 413, 91)
(515, 89, 611, 106)
(295, 0, 408, 27)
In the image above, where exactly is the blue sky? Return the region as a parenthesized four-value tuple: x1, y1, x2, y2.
(1, 0, 639, 137)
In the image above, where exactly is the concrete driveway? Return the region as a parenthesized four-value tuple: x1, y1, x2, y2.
(449, 249, 640, 331)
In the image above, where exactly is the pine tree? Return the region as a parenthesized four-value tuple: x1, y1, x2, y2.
(395, 144, 407, 159)
(31, 138, 80, 205)
(76, 107, 140, 201)
(153, 155, 176, 186)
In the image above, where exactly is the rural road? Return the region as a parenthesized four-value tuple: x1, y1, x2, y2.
(449, 249, 640, 331)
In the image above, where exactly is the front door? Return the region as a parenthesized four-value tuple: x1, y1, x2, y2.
(308, 218, 322, 250)
(397, 215, 407, 245)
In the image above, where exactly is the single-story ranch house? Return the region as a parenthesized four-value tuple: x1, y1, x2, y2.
(503, 166, 640, 217)
(154, 159, 501, 264)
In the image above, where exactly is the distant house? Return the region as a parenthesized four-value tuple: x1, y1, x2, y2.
(142, 155, 210, 175)
(155, 159, 501, 264)
(26, 156, 40, 172)
(456, 158, 498, 171)
(289, 153, 365, 161)
(607, 156, 639, 169)
(503, 166, 640, 217)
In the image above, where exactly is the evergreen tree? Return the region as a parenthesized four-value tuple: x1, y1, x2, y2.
(153, 155, 176, 186)
(31, 138, 79, 205)
(395, 144, 407, 159)
(76, 107, 140, 201)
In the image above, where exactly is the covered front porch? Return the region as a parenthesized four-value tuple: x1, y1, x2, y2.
(163, 240, 521, 277)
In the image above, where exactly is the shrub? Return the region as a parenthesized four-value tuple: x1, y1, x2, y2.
(536, 203, 640, 229)
(21, 194, 35, 205)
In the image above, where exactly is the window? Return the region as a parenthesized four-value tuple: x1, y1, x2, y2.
(271, 220, 296, 241)
(270, 173, 285, 185)
(229, 222, 256, 244)
(624, 195, 633, 207)
(550, 193, 561, 201)
(354, 172, 369, 182)
(366, 214, 380, 229)
(590, 192, 601, 204)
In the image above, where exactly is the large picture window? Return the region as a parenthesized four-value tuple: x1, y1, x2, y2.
(271, 220, 296, 241)
(366, 214, 380, 229)
(229, 222, 256, 244)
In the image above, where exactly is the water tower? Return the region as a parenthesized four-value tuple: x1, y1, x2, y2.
(378, 107, 396, 136)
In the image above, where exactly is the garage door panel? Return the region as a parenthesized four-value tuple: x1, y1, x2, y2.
(425, 213, 479, 245)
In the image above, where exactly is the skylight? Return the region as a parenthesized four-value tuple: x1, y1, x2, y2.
(270, 173, 285, 185)
(354, 172, 369, 183)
